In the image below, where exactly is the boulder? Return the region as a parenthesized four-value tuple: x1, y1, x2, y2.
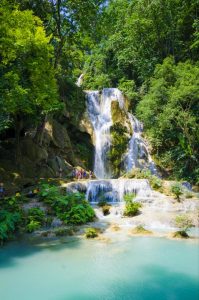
(79, 111, 94, 143)
(21, 138, 48, 163)
(47, 156, 73, 175)
(44, 119, 72, 149)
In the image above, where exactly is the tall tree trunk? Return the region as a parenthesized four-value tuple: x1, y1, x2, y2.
(34, 115, 48, 146)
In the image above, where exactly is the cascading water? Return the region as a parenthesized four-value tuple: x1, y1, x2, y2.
(124, 113, 157, 174)
(87, 88, 125, 179)
(68, 88, 157, 203)
(66, 179, 151, 203)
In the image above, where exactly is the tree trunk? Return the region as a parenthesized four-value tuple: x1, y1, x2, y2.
(34, 115, 48, 146)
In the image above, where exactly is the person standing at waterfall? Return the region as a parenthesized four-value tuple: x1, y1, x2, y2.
(89, 171, 92, 179)
(83, 170, 87, 179)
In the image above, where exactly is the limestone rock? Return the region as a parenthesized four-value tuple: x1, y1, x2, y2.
(21, 138, 48, 163)
(44, 119, 72, 149)
(111, 101, 132, 136)
(79, 111, 94, 143)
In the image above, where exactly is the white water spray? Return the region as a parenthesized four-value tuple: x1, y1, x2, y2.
(87, 88, 125, 179)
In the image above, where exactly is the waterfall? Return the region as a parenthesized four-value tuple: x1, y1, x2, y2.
(67, 88, 157, 203)
(76, 74, 84, 87)
(124, 113, 157, 174)
(66, 179, 151, 203)
(87, 88, 125, 179)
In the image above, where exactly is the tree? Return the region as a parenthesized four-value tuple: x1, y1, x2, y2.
(0, 6, 59, 161)
(136, 57, 199, 182)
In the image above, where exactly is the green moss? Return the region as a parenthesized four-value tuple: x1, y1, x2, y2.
(85, 227, 98, 238)
(131, 225, 153, 235)
(108, 123, 130, 177)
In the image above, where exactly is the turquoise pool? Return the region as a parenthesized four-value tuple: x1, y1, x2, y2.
(0, 236, 199, 300)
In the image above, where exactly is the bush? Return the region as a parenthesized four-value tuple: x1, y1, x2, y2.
(0, 210, 21, 244)
(53, 193, 95, 225)
(26, 220, 41, 233)
(85, 227, 98, 238)
(27, 208, 45, 223)
(39, 185, 95, 226)
(38, 184, 60, 205)
(171, 183, 183, 201)
(149, 175, 162, 190)
(124, 202, 142, 217)
(124, 193, 136, 203)
(123, 194, 142, 217)
(175, 215, 194, 232)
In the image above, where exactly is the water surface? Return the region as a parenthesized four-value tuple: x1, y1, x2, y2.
(0, 237, 198, 300)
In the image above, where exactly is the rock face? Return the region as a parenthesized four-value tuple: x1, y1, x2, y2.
(111, 101, 132, 137)
(0, 112, 94, 188)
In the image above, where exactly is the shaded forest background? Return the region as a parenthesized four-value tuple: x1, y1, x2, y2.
(0, 0, 198, 183)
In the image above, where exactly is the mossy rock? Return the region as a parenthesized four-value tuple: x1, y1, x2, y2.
(172, 230, 189, 239)
(130, 225, 153, 235)
(108, 123, 130, 177)
(111, 101, 132, 135)
(53, 227, 75, 236)
(21, 138, 48, 163)
(85, 227, 99, 238)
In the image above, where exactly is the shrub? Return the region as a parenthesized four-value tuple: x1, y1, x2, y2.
(171, 183, 183, 201)
(124, 201, 142, 217)
(0, 210, 21, 244)
(124, 193, 136, 203)
(85, 227, 98, 238)
(26, 220, 41, 233)
(123, 193, 141, 217)
(38, 184, 60, 205)
(62, 202, 95, 225)
(40, 185, 95, 226)
(27, 208, 45, 223)
(175, 215, 194, 232)
(149, 175, 162, 190)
